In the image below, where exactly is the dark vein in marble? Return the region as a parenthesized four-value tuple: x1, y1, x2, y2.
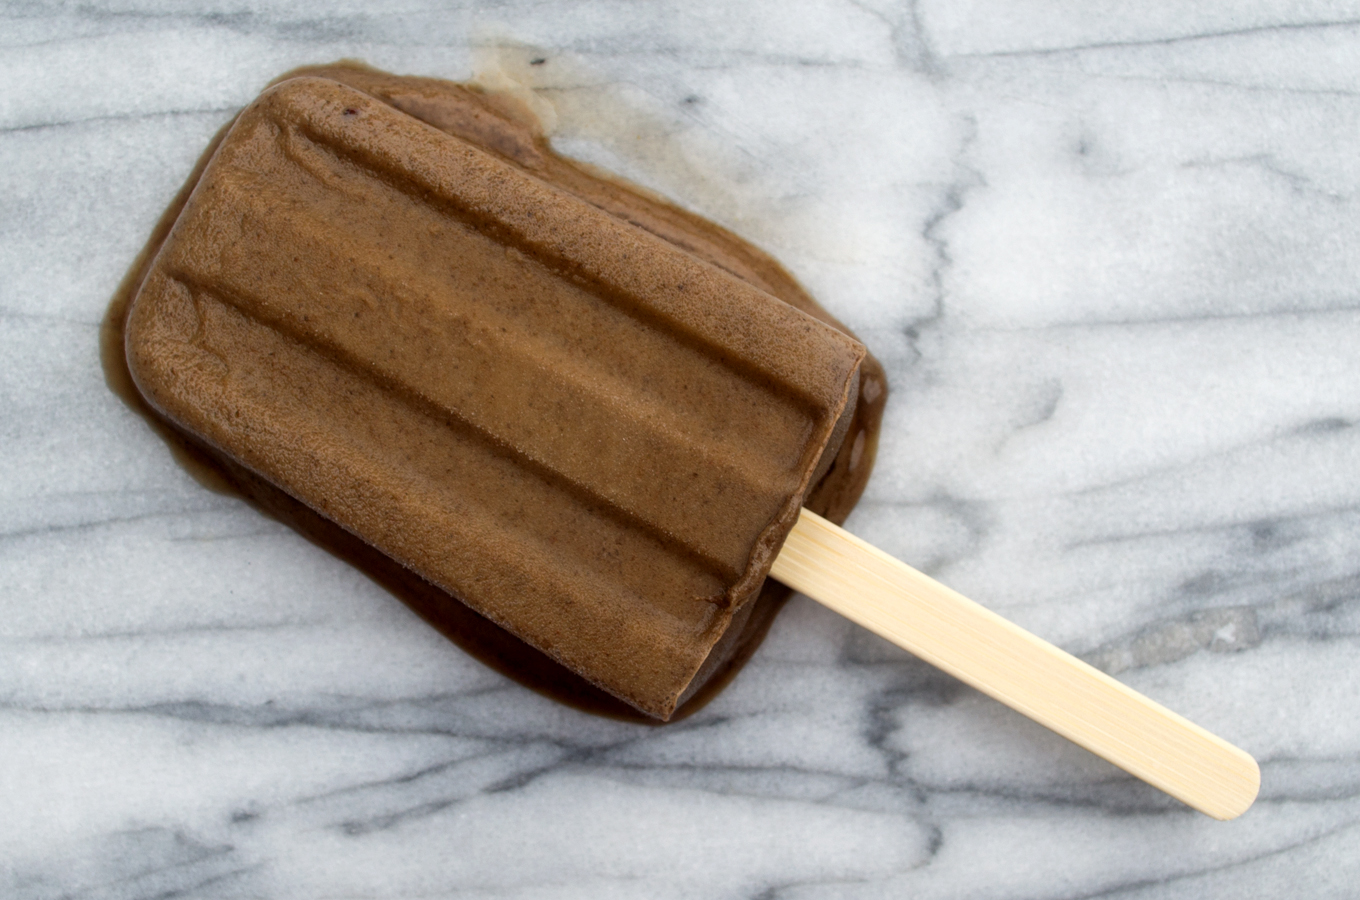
(749, 874, 880, 900)
(1019, 379, 1064, 430)
(903, 118, 982, 353)
(1, 512, 173, 541)
(317, 746, 637, 834)
(1060, 417, 1360, 500)
(952, 18, 1360, 60)
(86, 854, 242, 900)
(1094, 71, 1360, 100)
(0, 508, 225, 542)
(317, 747, 1360, 829)
(904, 0, 939, 74)
(299, 754, 496, 803)
(1255, 574, 1360, 642)
(0, 689, 599, 744)
(687, 53, 881, 71)
(222, 704, 905, 830)
(474, 34, 886, 70)
(968, 303, 1360, 333)
(588, 758, 887, 793)
(844, 0, 938, 75)
(1065, 502, 1360, 550)
(1182, 153, 1352, 202)
(286, 749, 571, 835)
(0, 106, 238, 136)
(1, 489, 259, 547)
(1084, 566, 1359, 649)
(334, 790, 498, 836)
(5, 619, 312, 646)
(127, 696, 499, 735)
(1254, 754, 1360, 803)
(4, 825, 253, 900)
(488, 716, 806, 784)
(1055, 568, 1359, 671)
(335, 796, 462, 836)
(330, 750, 627, 834)
(157, 865, 263, 900)
(2, 5, 376, 44)
(1082, 605, 1260, 675)
(1061, 815, 1360, 900)
(10, 692, 1350, 840)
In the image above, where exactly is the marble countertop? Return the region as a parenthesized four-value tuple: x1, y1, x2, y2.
(4, 2, 1359, 897)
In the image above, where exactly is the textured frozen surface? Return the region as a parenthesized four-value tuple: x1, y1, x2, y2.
(4, 2, 1360, 897)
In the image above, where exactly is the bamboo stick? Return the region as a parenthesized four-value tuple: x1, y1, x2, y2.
(770, 508, 1260, 820)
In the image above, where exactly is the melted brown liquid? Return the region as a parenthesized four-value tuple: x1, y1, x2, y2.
(103, 63, 887, 722)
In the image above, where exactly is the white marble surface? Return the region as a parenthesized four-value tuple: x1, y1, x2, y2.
(4, 1, 1360, 896)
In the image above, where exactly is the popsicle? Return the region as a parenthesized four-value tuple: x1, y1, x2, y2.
(123, 72, 1258, 819)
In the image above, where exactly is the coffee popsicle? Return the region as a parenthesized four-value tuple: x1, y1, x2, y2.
(124, 72, 1258, 819)
(126, 74, 865, 720)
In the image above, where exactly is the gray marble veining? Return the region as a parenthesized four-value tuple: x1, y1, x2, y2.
(3, 2, 1359, 897)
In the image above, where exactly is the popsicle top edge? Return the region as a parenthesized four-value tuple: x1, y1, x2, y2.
(255, 76, 868, 411)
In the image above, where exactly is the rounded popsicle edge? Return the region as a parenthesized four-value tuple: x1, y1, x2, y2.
(769, 508, 1261, 821)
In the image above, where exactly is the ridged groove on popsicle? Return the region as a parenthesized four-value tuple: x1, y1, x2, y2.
(164, 164, 813, 582)
(127, 270, 733, 715)
(263, 77, 866, 608)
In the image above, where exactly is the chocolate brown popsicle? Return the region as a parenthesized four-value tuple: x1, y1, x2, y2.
(122, 68, 883, 719)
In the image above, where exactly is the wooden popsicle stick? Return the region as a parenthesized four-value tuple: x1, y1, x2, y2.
(770, 508, 1260, 820)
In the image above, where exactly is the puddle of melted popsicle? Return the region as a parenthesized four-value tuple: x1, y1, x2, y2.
(104, 62, 887, 722)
